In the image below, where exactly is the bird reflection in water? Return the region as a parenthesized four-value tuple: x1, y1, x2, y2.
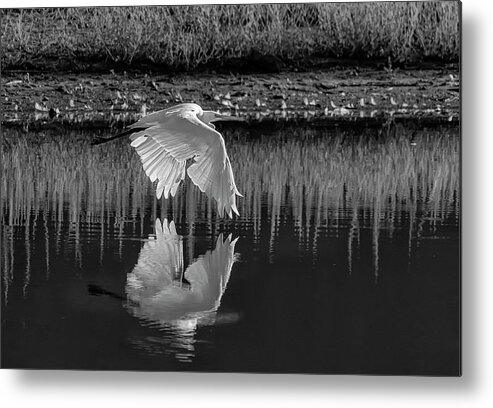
(125, 218, 239, 362)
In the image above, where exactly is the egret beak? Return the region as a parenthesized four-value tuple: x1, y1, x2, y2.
(213, 112, 245, 122)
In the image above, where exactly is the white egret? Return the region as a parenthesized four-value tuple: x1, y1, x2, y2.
(93, 103, 243, 218)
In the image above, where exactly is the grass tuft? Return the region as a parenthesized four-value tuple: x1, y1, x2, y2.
(1, 3, 460, 71)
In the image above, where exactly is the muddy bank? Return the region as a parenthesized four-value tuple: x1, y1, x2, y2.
(1, 65, 459, 129)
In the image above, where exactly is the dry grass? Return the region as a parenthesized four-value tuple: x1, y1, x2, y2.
(1, 2, 460, 70)
(232, 124, 459, 234)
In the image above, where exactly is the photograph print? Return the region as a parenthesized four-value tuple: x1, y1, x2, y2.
(1, 1, 460, 375)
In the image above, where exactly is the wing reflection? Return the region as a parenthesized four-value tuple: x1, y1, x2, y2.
(126, 218, 239, 330)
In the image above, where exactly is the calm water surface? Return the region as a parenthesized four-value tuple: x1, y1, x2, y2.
(1, 122, 460, 375)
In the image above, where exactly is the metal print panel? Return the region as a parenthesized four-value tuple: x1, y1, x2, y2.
(1, 2, 460, 375)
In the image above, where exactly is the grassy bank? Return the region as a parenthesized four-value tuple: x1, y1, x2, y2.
(1, 2, 460, 71)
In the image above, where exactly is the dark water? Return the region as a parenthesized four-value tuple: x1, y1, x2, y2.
(1, 122, 460, 375)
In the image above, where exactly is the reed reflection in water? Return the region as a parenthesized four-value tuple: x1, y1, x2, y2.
(1, 124, 459, 296)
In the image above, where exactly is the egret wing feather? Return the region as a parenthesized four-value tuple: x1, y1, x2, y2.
(187, 140, 240, 217)
(131, 134, 186, 198)
(142, 114, 217, 161)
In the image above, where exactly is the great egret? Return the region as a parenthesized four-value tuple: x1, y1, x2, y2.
(126, 218, 239, 327)
(93, 103, 243, 218)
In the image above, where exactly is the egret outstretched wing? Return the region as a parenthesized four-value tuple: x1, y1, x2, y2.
(129, 104, 241, 217)
(130, 133, 187, 200)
